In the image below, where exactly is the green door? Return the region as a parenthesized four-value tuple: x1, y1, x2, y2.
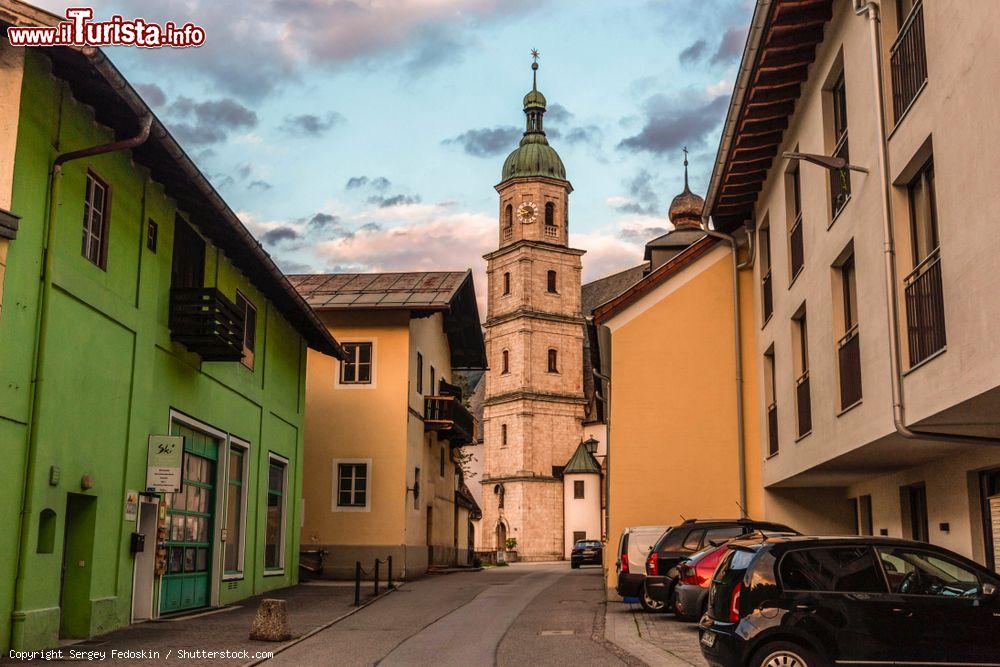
(160, 424, 217, 614)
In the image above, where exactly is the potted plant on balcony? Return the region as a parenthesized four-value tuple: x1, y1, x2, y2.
(505, 537, 519, 562)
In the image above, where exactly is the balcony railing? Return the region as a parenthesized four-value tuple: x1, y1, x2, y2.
(789, 214, 804, 281)
(762, 269, 773, 322)
(543, 224, 559, 239)
(169, 287, 245, 361)
(767, 402, 779, 457)
(502, 226, 513, 241)
(796, 371, 812, 438)
(890, 1, 927, 122)
(838, 325, 862, 409)
(904, 248, 946, 367)
(424, 395, 475, 445)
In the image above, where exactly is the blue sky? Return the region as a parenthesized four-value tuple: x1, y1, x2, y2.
(37, 0, 751, 302)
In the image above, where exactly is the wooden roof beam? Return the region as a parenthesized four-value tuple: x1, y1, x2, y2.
(748, 83, 801, 105)
(738, 116, 788, 136)
(725, 170, 768, 186)
(742, 100, 796, 122)
(754, 65, 809, 89)
(732, 132, 785, 151)
(729, 145, 777, 165)
(728, 157, 773, 175)
(721, 181, 764, 196)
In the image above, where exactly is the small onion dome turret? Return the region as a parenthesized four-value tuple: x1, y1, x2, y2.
(501, 56, 567, 182)
(668, 152, 704, 230)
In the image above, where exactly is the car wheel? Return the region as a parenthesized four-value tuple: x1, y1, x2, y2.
(752, 641, 823, 667)
(571, 562, 579, 569)
(639, 581, 666, 613)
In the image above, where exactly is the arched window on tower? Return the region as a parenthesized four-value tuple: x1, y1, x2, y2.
(545, 202, 555, 227)
(546, 270, 557, 293)
(501, 424, 508, 447)
(547, 348, 559, 373)
(503, 204, 513, 240)
(503, 272, 511, 295)
(502, 349, 510, 374)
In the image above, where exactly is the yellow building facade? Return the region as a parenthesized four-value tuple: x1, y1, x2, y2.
(292, 272, 485, 579)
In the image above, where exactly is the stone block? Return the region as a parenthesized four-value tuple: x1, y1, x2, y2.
(248, 598, 292, 642)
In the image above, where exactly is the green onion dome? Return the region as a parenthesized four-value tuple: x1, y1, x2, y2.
(500, 60, 567, 183)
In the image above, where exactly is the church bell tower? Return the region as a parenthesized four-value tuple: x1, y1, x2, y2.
(480, 53, 587, 561)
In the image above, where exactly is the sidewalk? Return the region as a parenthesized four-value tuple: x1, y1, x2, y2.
(9, 582, 391, 665)
(604, 595, 706, 666)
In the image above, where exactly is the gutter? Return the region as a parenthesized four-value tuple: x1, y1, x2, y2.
(854, 0, 1000, 446)
(14, 113, 152, 623)
(701, 218, 756, 518)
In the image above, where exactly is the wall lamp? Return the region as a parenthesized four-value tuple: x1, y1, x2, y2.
(783, 151, 869, 173)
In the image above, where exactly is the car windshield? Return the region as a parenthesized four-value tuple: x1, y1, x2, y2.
(576, 541, 601, 548)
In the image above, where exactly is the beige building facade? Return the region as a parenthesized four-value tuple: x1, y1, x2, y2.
(706, 0, 1000, 568)
(292, 272, 485, 578)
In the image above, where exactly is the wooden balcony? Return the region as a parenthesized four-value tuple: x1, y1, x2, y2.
(838, 326, 862, 410)
(424, 394, 475, 445)
(904, 248, 946, 367)
(169, 287, 245, 361)
(890, 0, 927, 122)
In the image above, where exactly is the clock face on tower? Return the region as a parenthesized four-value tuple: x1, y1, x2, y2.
(517, 201, 538, 224)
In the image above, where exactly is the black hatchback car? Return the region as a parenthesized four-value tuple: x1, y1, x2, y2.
(570, 540, 603, 568)
(699, 536, 1000, 667)
(642, 519, 796, 612)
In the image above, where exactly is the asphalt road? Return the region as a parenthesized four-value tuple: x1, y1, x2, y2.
(267, 562, 635, 667)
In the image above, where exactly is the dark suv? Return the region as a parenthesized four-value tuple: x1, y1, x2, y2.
(642, 519, 796, 612)
(699, 536, 1000, 667)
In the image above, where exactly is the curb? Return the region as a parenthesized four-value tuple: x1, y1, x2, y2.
(241, 584, 401, 666)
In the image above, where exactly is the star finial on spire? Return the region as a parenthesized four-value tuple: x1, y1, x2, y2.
(531, 48, 540, 63)
(530, 48, 540, 90)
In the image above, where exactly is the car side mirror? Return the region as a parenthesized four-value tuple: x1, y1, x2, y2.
(983, 582, 997, 597)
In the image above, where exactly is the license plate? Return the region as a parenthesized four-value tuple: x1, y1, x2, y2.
(700, 631, 716, 647)
(583, 550, 595, 555)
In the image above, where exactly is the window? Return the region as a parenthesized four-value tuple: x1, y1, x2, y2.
(545, 202, 555, 226)
(416, 352, 423, 394)
(547, 348, 558, 373)
(171, 216, 205, 290)
(896, 0, 918, 30)
(501, 423, 508, 447)
(705, 526, 745, 545)
(264, 455, 287, 571)
(439, 447, 445, 477)
(793, 308, 811, 437)
(235, 292, 257, 370)
(902, 482, 929, 542)
(504, 204, 513, 229)
(658, 529, 688, 552)
(682, 530, 705, 551)
(573, 531, 587, 544)
(837, 251, 862, 409)
(546, 270, 557, 293)
(501, 349, 509, 374)
(502, 271, 511, 296)
(574, 480, 585, 499)
(764, 346, 778, 456)
(82, 172, 110, 269)
(337, 462, 368, 508)
(779, 547, 886, 592)
(908, 159, 938, 266)
(830, 72, 851, 218)
(341, 342, 373, 384)
(857, 494, 874, 536)
(788, 168, 804, 280)
(146, 219, 158, 252)
(224, 442, 248, 575)
(877, 548, 982, 597)
(430, 367, 436, 396)
(760, 223, 773, 322)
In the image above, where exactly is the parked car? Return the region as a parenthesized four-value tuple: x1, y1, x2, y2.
(699, 535, 1000, 667)
(615, 525, 669, 601)
(570, 539, 603, 568)
(674, 531, 797, 621)
(643, 519, 796, 613)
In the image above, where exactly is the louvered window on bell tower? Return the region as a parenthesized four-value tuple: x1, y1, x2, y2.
(502, 349, 510, 374)
(547, 348, 558, 373)
(545, 202, 555, 226)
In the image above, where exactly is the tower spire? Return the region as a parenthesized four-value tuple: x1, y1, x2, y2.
(531, 48, 540, 91)
(683, 146, 690, 191)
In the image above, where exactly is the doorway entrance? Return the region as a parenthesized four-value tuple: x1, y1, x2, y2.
(426, 506, 434, 566)
(980, 468, 1000, 572)
(496, 522, 507, 564)
(160, 423, 218, 614)
(60, 493, 96, 639)
(132, 498, 160, 621)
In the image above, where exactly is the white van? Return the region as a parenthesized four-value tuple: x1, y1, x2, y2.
(614, 525, 668, 602)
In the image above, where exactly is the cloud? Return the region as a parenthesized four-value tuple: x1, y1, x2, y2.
(367, 194, 422, 208)
(346, 176, 392, 191)
(248, 180, 273, 191)
(546, 103, 573, 124)
(619, 223, 668, 243)
(712, 26, 748, 64)
(309, 213, 340, 229)
(168, 95, 258, 145)
(260, 226, 300, 245)
(135, 82, 167, 107)
(562, 125, 603, 146)
(609, 169, 664, 216)
(279, 112, 345, 137)
(618, 94, 728, 155)
(679, 39, 708, 65)
(443, 126, 521, 157)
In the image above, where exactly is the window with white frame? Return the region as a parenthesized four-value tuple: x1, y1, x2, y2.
(224, 440, 249, 576)
(335, 460, 370, 510)
(264, 453, 287, 572)
(340, 342, 373, 384)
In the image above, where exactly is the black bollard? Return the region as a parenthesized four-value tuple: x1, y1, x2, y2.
(354, 561, 361, 607)
(388, 555, 394, 589)
(374, 559, 381, 596)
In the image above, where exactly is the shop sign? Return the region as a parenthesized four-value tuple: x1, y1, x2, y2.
(146, 435, 184, 493)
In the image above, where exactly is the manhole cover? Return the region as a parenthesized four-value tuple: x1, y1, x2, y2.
(540, 630, 574, 636)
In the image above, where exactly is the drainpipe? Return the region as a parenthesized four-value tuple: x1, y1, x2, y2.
(700, 219, 756, 517)
(13, 115, 153, 618)
(854, 0, 1000, 447)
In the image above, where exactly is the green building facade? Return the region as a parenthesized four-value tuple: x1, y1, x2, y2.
(0, 13, 342, 652)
